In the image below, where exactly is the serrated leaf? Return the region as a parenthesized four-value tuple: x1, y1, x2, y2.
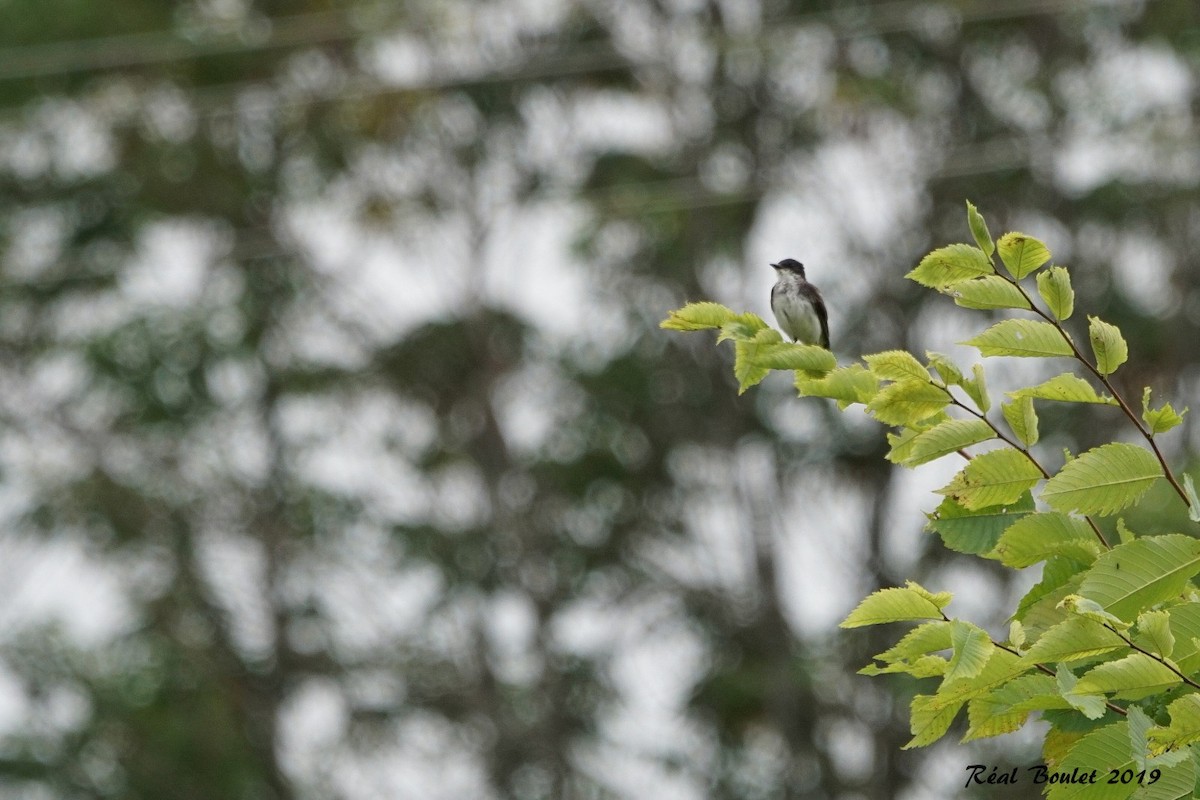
(926, 493, 1034, 556)
(1141, 387, 1186, 435)
(859, 654, 947, 678)
(1075, 534, 1200, 621)
(992, 512, 1100, 568)
(963, 318, 1073, 358)
(1074, 653, 1180, 700)
(1061, 595, 1132, 630)
(1165, 604, 1200, 674)
(1057, 663, 1110, 720)
(1009, 373, 1117, 405)
(840, 582, 950, 628)
(866, 379, 950, 426)
(1137, 610, 1175, 658)
(1021, 616, 1126, 664)
(892, 418, 994, 467)
(945, 274, 1032, 311)
(864, 350, 930, 382)
(1116, 518, 1136, 545)
(904, 648, 1029, 749)
(717, 311, 773, 342)
(1002, 396, 1039, 446)
(1147, 695, 1200, 752)
(966, 200, 995, 256)
(733, 327, 783, 392)
(1015, 556, 1088, 634)
(1089, 316, 1129, 376)
(997, 231, 1052, 279)
(937, 449, 1043, 510)
(1042, 443, 1163, 516)
(964, 693, 1028, 741)
(1010, 620, 1026, 649)
(946, 621, 995, 683)
(1045, 722, 1134, 800)
(660, 301, 737, 331)
(1037, 265, 1075, 321)
(1127, 705, 1153, 773)
(926, 351, 964, 386)
(963, 362, 991, 412)
(740, 341, 838, 373)
(875, 621, 952, 663)
(796, 363, 878, 408)
(906, 243, 994, 288)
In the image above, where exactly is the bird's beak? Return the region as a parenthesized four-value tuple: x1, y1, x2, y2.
(770, 262, 780, 269)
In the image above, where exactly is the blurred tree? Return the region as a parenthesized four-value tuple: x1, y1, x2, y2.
(0, 1, 1197, 799)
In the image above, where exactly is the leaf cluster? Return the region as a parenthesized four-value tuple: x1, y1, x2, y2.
(662, 202, 1200, 796)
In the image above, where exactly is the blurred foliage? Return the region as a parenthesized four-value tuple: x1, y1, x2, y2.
(0, 1, 1197, 799)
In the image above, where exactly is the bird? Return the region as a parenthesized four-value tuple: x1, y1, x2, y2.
(770, 258, 829, 349)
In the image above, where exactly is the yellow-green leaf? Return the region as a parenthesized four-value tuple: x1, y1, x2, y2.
(1076, 534, 1200, 621)
(992, 512, 1100, 568)
(966, 200, 994, 256)
(1042, 442, 1162, 516)
(893, 418, 994, 467)
(1002, 396, 1039, 447)
(796, 364, 879, 409)
(906, 243, 994, 288)
(840, 583, 950, 628)
(963, 363, 991, 412)
(1141, 387, 1186, 435)
(864, 350, 930, 382)
(926, 351, 963, 386)
(997, 231, 1051, 279)
(733, 328, 782, 393)
(1074, 653, 1180, 700)
(962, 319, 1073, 358)
(1147, 694, 1200, 752)
(1088, 316, 1128, 376)
(926, 493, 1034, 556)
(946, 621, 995, 683)
(661, 301, 737, 331)
(945, 275, 1032, 311)
(1037, 266, 1075, 320)
(1008, 373, 1117, 405)
(937, 449, 1043, 510)
(866, 380, 950, 426)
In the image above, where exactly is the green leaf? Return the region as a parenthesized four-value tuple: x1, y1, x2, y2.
(925, 352, 963, 387)
(963, 363, 991, 412)
(1046, 722, 1134, 800)
(1021, 616, 1127, 664)
(966, 200, 995, 256)
(717, 311, 772, 342)
(946, 621, 995, 683)
(1165, 603, 1200, 674)
(1089, 316, 1129, 376)
(906, 243, 994, 288)
(962, 318, 1073, 358)
(1147, 695, 1200, 752)
(936, 449, 1043, 510)
(661, 301, 736, 331)
(1009, 619, 1026, 649)
(1015, 556, 1087, 633)
(1136, 610, 1175, 658)
(1009, 373, 1117, 405)
(866, 380, 950, 426)
(992, 512, 1100, 568)
(963, 694, 1029, 741)
(840, 582, 950, 628)
(1002, 396, 1039, 447)
(1061, 595, 1132, 630)
(733, 328, 782, 392)
(1142, 387, 1186, 435)
(891, 418, 994, 467)
(796, 364, 879, 408)
(904, 648, 1029, 749)
(1037, 266, 1075, 321)
(944, 275, 1032, 311)
(925, 493, 1034, 556)
(875, 621, 952, 663)
(859, 655, 947, 678)
(1076, 534, 1200, 621)
(863, 350, 930, 382)
(997, 231, 1051, 279)
(1057, 664, 1109, 720)
(1074, 653, 1180, 701)
(1183, 474, 1200, 524)
(1042, 443, 1163, 516)
(740, 341, 837, 373)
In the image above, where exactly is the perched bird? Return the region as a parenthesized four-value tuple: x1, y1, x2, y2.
(770, 258, 829, 349)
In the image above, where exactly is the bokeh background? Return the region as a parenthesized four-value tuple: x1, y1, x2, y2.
(1, 1, 1198, 798)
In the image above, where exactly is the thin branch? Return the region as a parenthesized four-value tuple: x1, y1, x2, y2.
(1105, 623, 1200, 692)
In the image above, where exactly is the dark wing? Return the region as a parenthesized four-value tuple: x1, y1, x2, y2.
(801, 282, 830, 350)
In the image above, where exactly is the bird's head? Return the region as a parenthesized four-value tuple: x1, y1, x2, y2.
(771, 258, 806, 279)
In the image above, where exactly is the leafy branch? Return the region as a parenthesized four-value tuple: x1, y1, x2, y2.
(661, 200, 1200, 793)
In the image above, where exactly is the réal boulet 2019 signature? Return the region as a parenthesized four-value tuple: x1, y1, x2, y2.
(964, 764, 1161, 789)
